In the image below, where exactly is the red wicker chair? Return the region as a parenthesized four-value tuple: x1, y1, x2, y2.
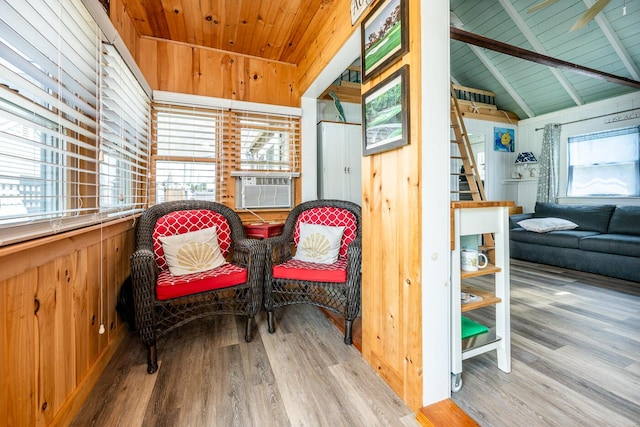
(264, 199, 362, 344)
(130, 200, 265, 373)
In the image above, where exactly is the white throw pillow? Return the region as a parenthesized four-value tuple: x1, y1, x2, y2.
(159, 226, 226, 276)
(517, 217, 578, 233)
(293, 223, 345, 264)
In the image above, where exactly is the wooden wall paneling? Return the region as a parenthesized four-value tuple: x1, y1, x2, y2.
(87, 242, 103, 368)
(3, 272, 37, 427)
(0, 278, 5, 424)
(138, 38, 159, 89)
(0, 221, 134, 426)
(360, 0, 423, 411)
(74, 247, 90, 383)
(98, 239, 109, 355)
(137, 37, 299, 107)
(160, 41, 195, 94)
(110, 0, 141, 61)
(36, 255, 77, 424)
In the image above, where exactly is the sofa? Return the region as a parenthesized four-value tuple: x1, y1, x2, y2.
(509, 202, 640, 283)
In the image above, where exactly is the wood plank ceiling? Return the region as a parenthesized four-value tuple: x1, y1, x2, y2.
(120, 0, 640, 118)
(120, 0, 336, 65)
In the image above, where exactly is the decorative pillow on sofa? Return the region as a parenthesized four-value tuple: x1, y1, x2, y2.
(293, 223, 345, 264)
(533, 202, 615, 233)
(159, 226, 226, 276)
(517, 217, 578, 233)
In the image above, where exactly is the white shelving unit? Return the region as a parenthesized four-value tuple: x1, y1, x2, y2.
(450, 201, 511, 392)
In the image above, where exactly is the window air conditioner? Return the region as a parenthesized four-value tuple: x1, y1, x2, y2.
(232, 172, 298, 209)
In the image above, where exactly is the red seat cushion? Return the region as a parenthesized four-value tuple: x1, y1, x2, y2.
(156, 263, 247, 300)
(272, 258, 348, 283)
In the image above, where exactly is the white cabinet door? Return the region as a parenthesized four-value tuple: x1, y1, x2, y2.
(318, 122, 362, 205)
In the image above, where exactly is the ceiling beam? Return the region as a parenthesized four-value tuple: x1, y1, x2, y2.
(450, 27, 640, 90)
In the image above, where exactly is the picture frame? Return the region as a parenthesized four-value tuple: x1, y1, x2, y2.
(494, 127, 515, 152)
(362, 65, 410, 156)
(361, 0, 408, 83)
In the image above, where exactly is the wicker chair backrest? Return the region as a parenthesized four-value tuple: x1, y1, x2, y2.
(294, 207, 358, 259)
(152, 209, 232, 271)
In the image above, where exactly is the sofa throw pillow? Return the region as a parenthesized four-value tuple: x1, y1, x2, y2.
(517, 217, 578, 233)
(159, 226, 226, 276)
(293, 223, 345, 264)
(533, 202, 615, 233)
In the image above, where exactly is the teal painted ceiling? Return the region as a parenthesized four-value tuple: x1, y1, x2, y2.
(450, 0, 640, 119)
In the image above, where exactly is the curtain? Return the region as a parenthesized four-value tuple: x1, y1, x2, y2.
(536, 123, 562, 203)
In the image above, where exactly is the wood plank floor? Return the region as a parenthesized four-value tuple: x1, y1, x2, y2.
(73, 260, 640, 426)
(452, 259, 640, 427)
(72, 304, 420, 427)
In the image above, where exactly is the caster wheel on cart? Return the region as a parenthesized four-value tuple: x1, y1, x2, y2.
(451, 373, 463, 392)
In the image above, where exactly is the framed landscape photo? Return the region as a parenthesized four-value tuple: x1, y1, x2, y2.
(361, 0, 408, 82)
(362, 65, 409, 156)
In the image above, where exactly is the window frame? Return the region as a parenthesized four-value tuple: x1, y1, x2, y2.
(151, 98, 301, 207)
(567, 126, 640, 198)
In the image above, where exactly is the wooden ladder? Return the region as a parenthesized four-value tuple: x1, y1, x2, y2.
(450, 82, 496, 258)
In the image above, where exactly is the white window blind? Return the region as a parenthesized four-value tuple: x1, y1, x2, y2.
(153, 104, 226, 203)
(568, 126, 640, 197)
(0, 0, 151, 246)
(100, 43, 150, 216)
(230, 111, 301, 172)
(152, 101, 300, 205)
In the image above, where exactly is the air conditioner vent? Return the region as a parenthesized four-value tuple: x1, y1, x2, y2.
(234, 175, 293, 209)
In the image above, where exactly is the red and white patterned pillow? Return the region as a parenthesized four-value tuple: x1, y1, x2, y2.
(294, 207, 357, 259)
(152, 210, 231, 271)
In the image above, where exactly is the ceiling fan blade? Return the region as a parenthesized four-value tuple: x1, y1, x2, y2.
(570, 0, 611, 31)
(527, 0, 560, 14)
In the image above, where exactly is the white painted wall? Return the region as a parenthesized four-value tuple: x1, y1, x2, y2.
(462, 118, 518, 201)
(517, 91, 640, 207)
(421, 0, 452, 406)
(300, 30, 361, 202)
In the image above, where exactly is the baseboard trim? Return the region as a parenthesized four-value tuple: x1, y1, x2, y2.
(416, 398, 479, 426)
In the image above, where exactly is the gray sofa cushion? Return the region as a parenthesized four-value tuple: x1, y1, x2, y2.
(579, 234, 640, 258)
(533, 202, 616, 233)
(510, 228, 600, 249)
(608, 206, 640, 236)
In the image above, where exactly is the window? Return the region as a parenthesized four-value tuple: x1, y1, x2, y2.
(152, 102, 300, 205)
(231, 111, 301, 171)
(567, 126, 640, 197)
(0, 0, 150, 245)
(100, 44, 150, 215)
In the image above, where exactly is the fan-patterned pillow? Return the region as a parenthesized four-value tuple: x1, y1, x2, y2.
(293, 223, 345, 264)
(159, 226, 226, 276)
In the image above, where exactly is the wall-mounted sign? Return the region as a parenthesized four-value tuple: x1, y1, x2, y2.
(351, 0, 374, 25)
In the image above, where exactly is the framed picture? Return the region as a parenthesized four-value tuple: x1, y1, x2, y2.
(362, 65, 409, 156)
(361, 0, 408, 82)
(494, 127, 515, 152)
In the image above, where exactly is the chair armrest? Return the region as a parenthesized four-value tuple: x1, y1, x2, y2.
(509, 213, 533, 229)
(265, 234, 294, 266)
(232, 238, 266, 269)
(129, 248, 158, 345)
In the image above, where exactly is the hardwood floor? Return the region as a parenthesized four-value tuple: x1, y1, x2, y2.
(452, 259, 640, 427)
(72, 304, 419, 427)
(73, 260, 640, 426)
